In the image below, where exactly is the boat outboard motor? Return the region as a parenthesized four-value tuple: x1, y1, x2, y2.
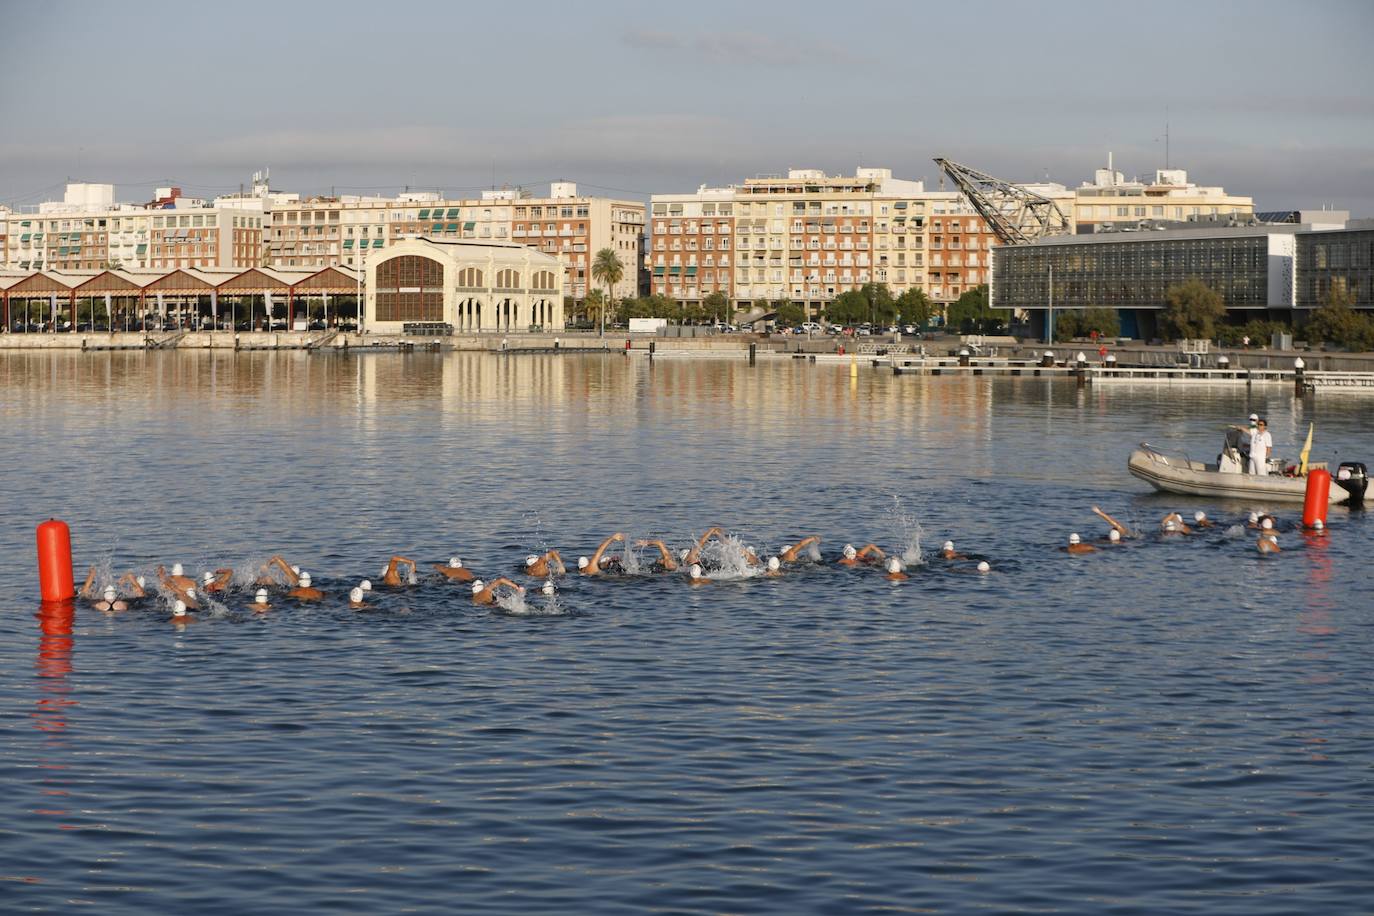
(1335, 462, 1367, 507)
(1218, 426, 1246, 474)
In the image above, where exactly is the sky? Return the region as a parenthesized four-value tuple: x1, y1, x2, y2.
(3, 0, 1373, 214)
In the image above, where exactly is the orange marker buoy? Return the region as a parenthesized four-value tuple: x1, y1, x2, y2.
(36, 519, 75, 603)
(1303, 469, 1331, 529)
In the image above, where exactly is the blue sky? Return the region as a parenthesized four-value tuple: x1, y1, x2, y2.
(3, 0, 1373, 213)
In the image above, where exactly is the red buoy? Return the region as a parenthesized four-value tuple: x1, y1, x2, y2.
(1303, 469, 1332, 528)
(36, 519, 75, 603)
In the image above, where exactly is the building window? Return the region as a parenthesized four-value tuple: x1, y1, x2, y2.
(375, 255, 444, 322)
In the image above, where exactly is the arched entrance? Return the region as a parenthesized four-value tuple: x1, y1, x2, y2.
(375, 255, 444, 323)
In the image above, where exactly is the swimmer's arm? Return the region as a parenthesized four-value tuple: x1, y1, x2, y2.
(117, 573, 146, 598)
(588, 534, 624, 571)
(79, 566, 97, 598)
(543, 550, 567, 575)
(683, 527, 722, 565)
(744, 549, 763, 567)
(265, 555, 300, 585)
(781, 536, 820, 562)
(488, 577, 524, 594)
(390, 556, 416, 574)
(167, 582, 200, 609)
(636, 539, 678, 570)
(856, 544, 886, 559)
(1091, 506, 1132, 537)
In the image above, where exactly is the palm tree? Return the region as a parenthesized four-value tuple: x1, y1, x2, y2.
(591, 248, 624, 336)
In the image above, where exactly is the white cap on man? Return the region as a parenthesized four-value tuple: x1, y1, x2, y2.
(471, 580, 485, 594)
(886, 557, 902, 574)
(172, 563, 184, 577)
(103, 585, 117, 601)
(1108, 529, 1121, 542)
(1261, 517, 1273, 530)
(172, 600, 187, 616)
(1313, 519, 1325, 530)
(1249, 413, 1259, 423)
(577, 556, 590, 570)
(842, 544, 857, 559)
(1249, 511, 1260, 524)
(943, 540, 954, 552)
(767, 556, 781, 571)
(299, 572, 312, 587)
(689, 564, 703, 578)
(350, 587, 364, 603)
(977, 561, 991, 573)
(1068, 533, 1081, 545)
(202, 571, 214, 585)
(255, 588, 269, 605)
(448, 557, 462, 569)
(1194, 511, 1207, 523)
(360, 579, 372, 591)
(541, 580, 556, 596)
(525, 555, 539, 567)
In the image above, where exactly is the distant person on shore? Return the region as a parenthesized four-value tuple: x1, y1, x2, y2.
(578, 533, 625, 575)
(524, 550, 567, 578)
(379, 556, 417, 587)
(635, 539, 679, 571)
(471, 577, 523, 605)
(1064, 533, 1096, 554)
(433, 557, 475, 582)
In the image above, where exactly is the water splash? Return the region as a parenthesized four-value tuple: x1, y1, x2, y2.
(886, 495, 925, 566)
(700, 534, 763, 580)
(1224, 524, 1246, 539)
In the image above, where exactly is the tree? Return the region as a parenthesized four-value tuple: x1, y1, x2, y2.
(590, 248, 624, 334)
(826, 290, 867, 325)
(1052, 306, 1120, 342)
(1304, 285, 1374, 350)
(896, 288, 932, 328)
(947, 285, 1007, 332)
(702, 291, 729, 323)
(583, 289, 607, 328)
(1159, 279, 1226, 341)
(773, 300, 804, 327)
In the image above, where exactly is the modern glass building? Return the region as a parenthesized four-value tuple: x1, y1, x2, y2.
(991, 226, 1301, 339)
(1297, 226, 1374, 309)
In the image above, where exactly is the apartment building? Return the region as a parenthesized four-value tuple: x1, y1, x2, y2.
(2, 184, 264, 272)
(263, 182, 644, 303)
(1058, 157, 1253, 233)
(649, 168, 997, 317)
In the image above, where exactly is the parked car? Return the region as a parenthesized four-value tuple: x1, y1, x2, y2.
(800, 321, 821, 333)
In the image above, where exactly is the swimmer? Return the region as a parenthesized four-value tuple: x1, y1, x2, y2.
(1259, 517, 1276, 533)
(1091, 505, 1134, 538)
(157, 563, 196, 592)
(1258, 532, 1281, 554)
(432, 557, 475, 582)
(1307, 519, 1327, 536)
(202, 568, 234, 594)
(170, 599, 196, 625)
(348, 586, 369, 610)
(1103, 529, 1123, 545)
(78, 566, 100, 599)
(117, 573, 147, 599)
(578, 533, 625, 576)
(255, 555, 303, 587)
(523, 550, 567, 578)
(1064, 533, 1096, 554)
(1160, 512, 1192, 534)
(837, 543, 860, 566)
(93, 585, 128, 613)
(163, 579, 200, 609)
(359, 579, 373, 592)
(248, 588, 272, 612)
(977, 561, 991, 573)
(885, 557, 908, 581)
(379, 556, 417, 587)
(685, 563, 712, 586)
(838, 543, 884, 566)
(939, 540, 965, 560)
(540, 580, 556, 596)
(287, 571, 324, 602)
(1192, 510, 1215, 529)
(682, 527, 724, 566)
(635, 539, 679, 571)
(780, 536, 821, 563)
(471, 577, 523, 606)
(764, 556, 783, 578)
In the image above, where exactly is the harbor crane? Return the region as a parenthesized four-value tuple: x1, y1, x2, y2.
(933, 158, 1071, 245)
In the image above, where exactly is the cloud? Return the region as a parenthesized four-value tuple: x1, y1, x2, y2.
(622, 27, 857, 68)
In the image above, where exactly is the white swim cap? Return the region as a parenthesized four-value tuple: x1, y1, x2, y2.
(1164, 520, 1176, 531)
(525, 555, 539, 567)
(843, 544, 857, 559)
(1313, 519, 1324, 530)
(1108, 529, 1121, 542)
(977, 561, 991, 573)
(350, 587, 364, 603)
(1261, 518, 1273, 530)
(471, 581, 485, 594)
(360, 579, 372, 591)
(299, 572, 312, 587)
(172, 563, 184, 576)
(1249, 511, 1259, 523)
(541, 580, 555, 596)
(1068, 533, 1081, 545)
(782, 544, 793, 554)
(136, 575, 146, 588)
(767, 556, 780, 571)
(690, 564, 703, 578)
(202, 572, 214, 585)
(943, 540, 954, 552)
(578, 556, 589, 569)
(185, 585, 196, 598)
(1194, 511, 1207, 523)
(678, 548, 690, 561)
(886, 557, 902, 574)
(291, 565, 300, 575)
(255, 588, 269, 604)
(448, 557, 462, 568)
(172, 600, 187, 616)
(103, 585, 117, 601)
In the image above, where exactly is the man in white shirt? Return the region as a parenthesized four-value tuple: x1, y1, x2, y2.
(1249, 418, 1273, 475)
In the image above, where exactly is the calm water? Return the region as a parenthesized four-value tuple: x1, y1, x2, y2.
(1, 351, 1372, 914)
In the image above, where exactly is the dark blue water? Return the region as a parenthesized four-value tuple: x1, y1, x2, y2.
(2, 351, 1372, 913)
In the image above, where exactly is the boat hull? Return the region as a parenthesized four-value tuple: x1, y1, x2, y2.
(1128, 448, 1344, 503)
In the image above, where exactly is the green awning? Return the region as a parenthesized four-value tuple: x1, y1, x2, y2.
(463, 221, 475, 230)
(372, 239, 384, 248)
(669, 266, 681, 274)
(33, 233, 43, 240)
(432, 223, 444, 232)
(446, 223, 459, 232)
(19, 261, 30, 269)
(446, 208, 460, 219)
(418, 209, 430, 219)
(343, 239, 354, 249)
(894, 201, 908, 209)
(20, 233, 30, 241)
(20, 220, 31, 227)
(893, 216, 906, 223)
(685, 266, 698, 275)
(653, 266, 665, 275)
(136, 244, 147, 253)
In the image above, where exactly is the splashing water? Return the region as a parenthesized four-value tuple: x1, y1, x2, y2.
(1224, 524, 1247, 539)
(494, 590, 531, 616)
(619, 537, 644, 575)
(700, 535, 764, 580)
(886, 495, 925, 566)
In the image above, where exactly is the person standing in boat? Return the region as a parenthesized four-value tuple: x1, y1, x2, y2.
(1249, 418, 1273, 476)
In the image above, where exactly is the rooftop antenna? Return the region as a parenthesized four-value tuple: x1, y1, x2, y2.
(1165, 105, 1170, 169)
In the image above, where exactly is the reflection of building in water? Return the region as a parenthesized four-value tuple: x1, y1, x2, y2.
(365, 239, 564, 334)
